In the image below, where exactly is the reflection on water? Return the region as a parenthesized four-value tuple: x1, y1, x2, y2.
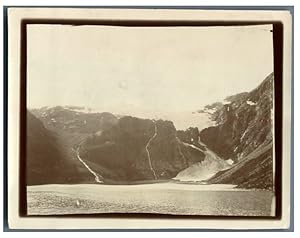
(27, 183, 274, 216)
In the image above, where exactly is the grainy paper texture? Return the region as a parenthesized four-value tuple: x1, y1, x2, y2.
(7, 7, 292, 230)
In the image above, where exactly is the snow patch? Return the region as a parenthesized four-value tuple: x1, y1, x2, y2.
(240, 129, 248, 141)
(65, 106, 94, 114)
(203, 108, 217, 114)
(95, 131, 102, 136)
(175, 141, 231, 182)
(237, 152, 244, 160)
(182, 142, 203, 152)
(226, 159, 234, 165)
(222, 99, 231, 105)
(246, 100, 257, 106)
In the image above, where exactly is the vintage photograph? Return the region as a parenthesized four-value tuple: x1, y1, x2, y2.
(26, 24, 275, 217)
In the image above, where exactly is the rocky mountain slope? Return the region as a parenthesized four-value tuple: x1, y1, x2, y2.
(208, 142, 273, 189)
(78, 117, 207, 182)
(198, 73, 274, 189)
(26, 111, 95, 185)
(176, 127, 205, 150)
(27, 72, 274, 188)
(199, 72, 274, 163)
(31, 106, 118, 134)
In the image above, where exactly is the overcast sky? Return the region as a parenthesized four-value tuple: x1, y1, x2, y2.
(27, 24, 273, 128)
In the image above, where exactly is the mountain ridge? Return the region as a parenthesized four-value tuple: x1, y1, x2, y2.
(27, 72, 274, 189)
(197, 72, 274, 189)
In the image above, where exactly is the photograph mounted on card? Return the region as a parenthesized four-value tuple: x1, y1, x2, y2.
(6, 7, 292, 230)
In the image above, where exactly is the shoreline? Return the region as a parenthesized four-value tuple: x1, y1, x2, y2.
(26, 181, 274, 193)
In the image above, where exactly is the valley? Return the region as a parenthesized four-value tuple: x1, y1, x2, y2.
(27, 73, 274, 190)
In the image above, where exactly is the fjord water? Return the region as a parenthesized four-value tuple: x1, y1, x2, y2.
(27, 183, 274, 216)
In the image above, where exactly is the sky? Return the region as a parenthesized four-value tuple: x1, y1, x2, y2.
(27, 24, 273, 129)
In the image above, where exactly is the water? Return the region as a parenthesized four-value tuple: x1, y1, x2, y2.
(27, 183, 274, 216)
(72, 147, 103, 184)
(145, 120, 158, 179)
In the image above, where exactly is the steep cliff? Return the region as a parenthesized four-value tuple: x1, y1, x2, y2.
(208, 142, 273, 189)
(26, 111, 94, 185)
(199, 73, 274, 162)
(198, 73, 274, 189)
(79, 116, 206, 182)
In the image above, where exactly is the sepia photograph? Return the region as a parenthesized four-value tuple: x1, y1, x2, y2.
(26, 24, 275, 217)
(5, 7, 293, 230)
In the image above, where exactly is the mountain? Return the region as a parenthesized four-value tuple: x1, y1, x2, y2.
(198, 73, 274, 189)
(27, 73, 274, 188)
(174, 127, 231, 181)
(31, 106, 119, 152)
(177, 127, 206, 150)
(31, 106, 118, 134)
(78, 116, 207, 182)
(26, 111, 94, 185)
(199, 72, 274, 162)
(29, 107, 228, 183)
(208, 142, 273, 189)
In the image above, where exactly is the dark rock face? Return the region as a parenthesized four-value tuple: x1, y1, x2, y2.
(26, 111, 93, 185)
(79, 116, 205, 182)
(200, 73, 274, 162)
(208, 142, 273, 189)
(31, 106, 119, 154)
(177, 127, 199, 144)
(27, 73, 274, 189)
(177, 127, 206, 151)
(29, 107, 205, 184)
(199, 73, 274, 189)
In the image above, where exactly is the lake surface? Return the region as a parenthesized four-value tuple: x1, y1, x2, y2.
(27, 183, 275, 216)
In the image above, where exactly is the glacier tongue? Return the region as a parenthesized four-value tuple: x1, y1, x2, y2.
(174, 140, 231, 182)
